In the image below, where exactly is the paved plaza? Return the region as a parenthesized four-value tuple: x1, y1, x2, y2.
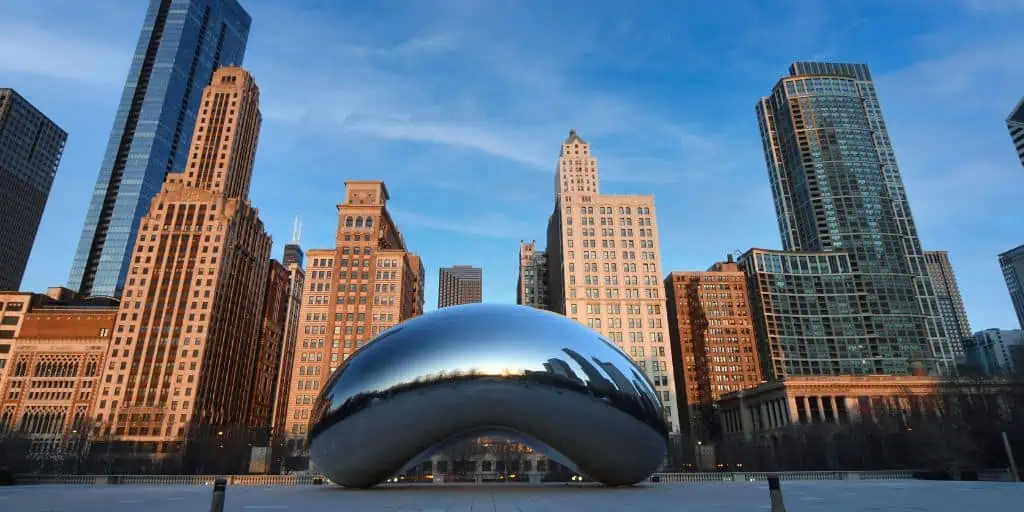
(1, 481, 1021, 511)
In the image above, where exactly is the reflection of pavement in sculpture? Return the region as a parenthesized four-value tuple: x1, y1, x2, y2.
(308, 303, 669, 488)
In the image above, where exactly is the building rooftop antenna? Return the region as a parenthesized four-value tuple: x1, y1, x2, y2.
(290, 216, 302, 245)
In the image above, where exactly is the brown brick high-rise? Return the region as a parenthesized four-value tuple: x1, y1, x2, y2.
(665, 258, 762, 440)
(284, 181, 424, 454)
(94, 67, 272, 469)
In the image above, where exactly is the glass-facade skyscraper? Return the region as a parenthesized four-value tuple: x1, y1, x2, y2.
(67, 0, 250, 298)
(998, 244, 1024, 330)
(753, 62, 954, 376)
(0, 89, 67, 291)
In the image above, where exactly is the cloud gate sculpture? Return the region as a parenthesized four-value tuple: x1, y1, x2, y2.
(308, 303, 669, 488)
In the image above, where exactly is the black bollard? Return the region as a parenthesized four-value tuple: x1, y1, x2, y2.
(210, 478, 226, 512)
(767, 475, 786, 512)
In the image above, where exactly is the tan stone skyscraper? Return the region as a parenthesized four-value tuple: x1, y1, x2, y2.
(544, 130, 680, 433)
(94, 67, 272, 466)
(284, 181, 424, 449)
(664, 258, 762, 440)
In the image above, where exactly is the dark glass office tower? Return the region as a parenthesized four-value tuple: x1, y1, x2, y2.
(1006, 98, 1024, 169)
(67, 0, 250, 297)
(0, 89, 67, 291)
(754, 62, 953, 376)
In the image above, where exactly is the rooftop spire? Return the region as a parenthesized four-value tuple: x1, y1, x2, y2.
(565, 128, 586, 144)
(290, 216, 302, 245)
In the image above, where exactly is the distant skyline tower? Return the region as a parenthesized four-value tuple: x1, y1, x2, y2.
(67, 0, 251, 298)
(438, 265, 483, 308)
(517, 241, 547, 309)
(755, 62, 953, 375)
(924, 250, 972, 356)
(96, 67, 272, 461)
(1006, 97, 1024, 169)
(543, 129, 680, 433)
(999, 244, 1024, 330)
(0, 89, 67, 291)
(283, 216, 304, 268)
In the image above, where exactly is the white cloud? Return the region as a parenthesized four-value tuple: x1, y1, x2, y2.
(0, 22, 128, 86)
(388, 208, 533, 239)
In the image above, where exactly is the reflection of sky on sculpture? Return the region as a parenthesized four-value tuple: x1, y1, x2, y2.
(320, 304, 658, 412)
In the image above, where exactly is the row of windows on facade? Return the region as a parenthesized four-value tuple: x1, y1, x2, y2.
(306, 295, 399, 306)
(593, 330, 666, 344)
(566, 217, 652, 228)
(307, 282, 400, 294)
(569, 227, 655, 238)
(306, 270, 402, 285)
(568, 303, 662, 315)
(566, 239, 656, 250)
(567, 251, 657, 262)
(581, 317, 664, 329)
(569, 274, 661, 286)
(566, 206, 651, 216)
(569, 262, 657, 274)
(570, 287, 661, 299)
(343, 216, 375, 229)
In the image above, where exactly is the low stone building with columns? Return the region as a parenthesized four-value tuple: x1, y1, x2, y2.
(714, 375, 1024, 439)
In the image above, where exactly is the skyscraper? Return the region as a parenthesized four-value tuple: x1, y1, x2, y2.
(95, 67, 271, 469)
(68, 0, 251, 298)
(0, 89, 67, 291)
(284, 181, 424, 446)
(1006, 97, 1024, 169)
(924, 250, 972, 356)
(517, 241, 548, 308)
(543, 129, 680, 433)
(250, 260, 290, 437)
(755, 62, 953, 375)
(999, 244, 1024, 330)
(271, 237, 304, 450)
(664, 257, 762, 440)
(438, 265, 483, 308)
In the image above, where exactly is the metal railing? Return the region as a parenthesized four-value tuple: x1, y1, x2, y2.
(13, 469, 1014, 486)
(646, 470, 918, 483)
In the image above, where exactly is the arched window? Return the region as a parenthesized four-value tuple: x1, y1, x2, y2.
(355, 217, 364, 228)
(345, 216, 353, 228)
(365, 217, 373, 228)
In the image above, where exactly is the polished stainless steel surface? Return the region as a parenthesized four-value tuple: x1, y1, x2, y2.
(308, 303, 669, 488)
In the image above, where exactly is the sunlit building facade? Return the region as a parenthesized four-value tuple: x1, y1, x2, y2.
(665, 258, 762, 440)
(0, 290, 117, 461)
(544, 130, 680, 433)
(94, 68, 273, 465)
(284, 181, 424, 446)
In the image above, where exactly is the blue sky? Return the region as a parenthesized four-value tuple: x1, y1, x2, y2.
(4, 0, 1024, 329)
